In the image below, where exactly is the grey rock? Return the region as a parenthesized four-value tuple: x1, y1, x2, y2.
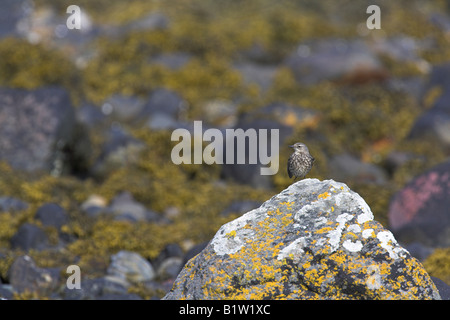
(430, 13, 450, 33)
(10, 223, 48, 251)
(107, 250, 155, 285)
(97, 293, 143, 300)
(285, 39, 384, 85)
(164, 179, 440, 300)
(157, 257, 183, 281)
(371, 36, 425, 63)
(101, 95, 146, 123)
(76, 103, 106, 126)
(0, 0, 32, 38)
(125, 12, 169, 32)
(142, 88, 187, 119)
(91, 126, 145, 178)
(408, 103, 450, 150)
(0, 87, 75, 173)
(108, 191, 161, 223)
(147, 112, 180, 131)
(0, 284, 13, 300)
(431, 277, 450, 300)
(35, 203, 68, 229)
(0, 196, 28, 212)
(234, 62, 278, 92)
(64, 276, 129, 300)
(8, 255, 60, 295)
(409, 63, 450, 150)
(153, 244, 184, 270)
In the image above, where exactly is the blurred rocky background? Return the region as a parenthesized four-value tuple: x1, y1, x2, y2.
(0, 0, 449, 299)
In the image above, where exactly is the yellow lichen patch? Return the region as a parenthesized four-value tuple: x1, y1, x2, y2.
(279, 201, 294, 210)
(315, 226, 334, 234)
(225, 230, 236, 238)
(317, 191, 330, 200)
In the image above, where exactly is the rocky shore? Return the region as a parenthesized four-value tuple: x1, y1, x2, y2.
(0, 0, 449, 299)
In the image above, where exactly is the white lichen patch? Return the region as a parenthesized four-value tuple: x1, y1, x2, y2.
(376, 231, 408, 260)
(357, 211, 373, 224)
(362, 228, 374, 239)
(343, 239, 363, 252)
(327, 212, 354, 252)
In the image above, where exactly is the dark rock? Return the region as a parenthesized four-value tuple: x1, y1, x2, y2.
(431, 277, 450, 300)
(164, 179, 440, 300)
(234, 62, 278, 92)
(101, 95, 146, 124)
(10, 223, 48, 251)
(8, 255, 60, 295)
(147, 113, 180, 131)
(141, 88, 187, 120)
(222, 102, 313, 188)
(156, 257, 183, 281)
(409, 63, 450, 150)
(408, 102, 450, 151)
(0, 87, 76, 173)
(91, 126, 145, 178)
(430, 13, 450, 33)
(0, 196, 28, 212)
(64, 276, 129, 300)
(76, 103, 106, 126)
(285, 39, 386, 85)
(125, 12, 169, 32)
(329, 153, 387, 184)
(0, 284, 13, 300)
(371, 36, 427, 64)
(35, 203, 68, 229)
(0, 0, 31, 38)
(388, 160, 450, 247)
(108, 191, 161, 223)
(97, 293, 143, 300)
(153, 244, 184, 270)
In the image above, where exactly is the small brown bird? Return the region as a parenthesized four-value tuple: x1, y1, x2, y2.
(287, 142, 315, 180)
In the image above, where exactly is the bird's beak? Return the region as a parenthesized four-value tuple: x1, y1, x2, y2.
(289, 145, 294, 148)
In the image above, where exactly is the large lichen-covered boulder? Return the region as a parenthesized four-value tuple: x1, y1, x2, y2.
(164, 179, 441, 300)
